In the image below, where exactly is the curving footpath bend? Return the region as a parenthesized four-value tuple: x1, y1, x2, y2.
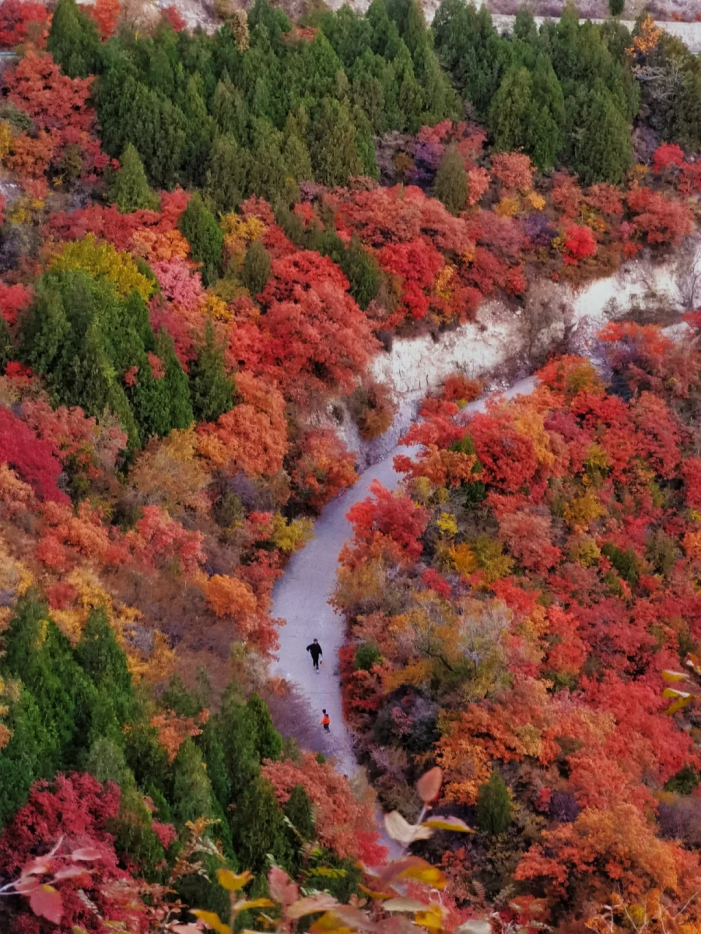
(270, 375, 536, 780)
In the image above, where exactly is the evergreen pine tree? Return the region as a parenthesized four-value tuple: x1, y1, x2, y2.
(230, 776, 295, 873)
(529, 56, 566, 170)
(85, 736, 133, 786)
(476, 770, 512, 835)
(206, 135, 250, 214)
(156, 329, 195, 431)
(178, 193, 224, 287)
(188, 319, 235, 424)
(574, 86, 632, 184)
(0, 685, 52, 829)
(2, 594, 97, 774)
(608, 0, 624, 15)
(242, 241, 272, 295)
(433, 142, 468, 215)
(0, 315, 13, 373)
(75, 607, 135, 727)
(110, 145, 158, 214)
(171, 739, 218, 825)
(285, 784, 315, 841)
(489, 66, 534, 156)
(247, 693, 283, 761)
(340, 236, 380, 309)
(213, 78, 250, 141)
(310, 98, 363, 186)
(47, 0, 101, 78)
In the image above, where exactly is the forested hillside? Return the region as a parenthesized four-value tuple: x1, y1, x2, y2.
(336, 326, 701, 928)
(1, 0, 701, 930)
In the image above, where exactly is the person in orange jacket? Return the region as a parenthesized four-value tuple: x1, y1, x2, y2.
(321, 709, 330, 732)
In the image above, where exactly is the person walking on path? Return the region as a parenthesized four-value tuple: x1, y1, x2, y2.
(321, 709, 330, 732)
(306, 639, 323, 672)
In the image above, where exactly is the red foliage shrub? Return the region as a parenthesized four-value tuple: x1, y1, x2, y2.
(626, 187, 694, 246)
(0, 407, 68, 502)
(652, 143, 685, 173)
(4, 50, 94, 134)
(491, 152, 533, 194)
(0, 773, 147, 934)
(289, 428, 357, 512)
(467, 413, 539, 494)
(0, 0, 49, 48)
(259, 250, 349, 306)
(261, 281, 378, 400)
(162, 4, 185, 30)
(0, 282, 31, 325)
(563, 225, 597, 264)
(86, 0, 120, 39)
(344, 479, 429, 566)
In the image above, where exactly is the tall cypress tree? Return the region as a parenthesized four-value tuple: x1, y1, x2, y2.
(242, 241, 272, 295)
(156, 330, 195, 431)
(178, 194, 224, 287)
(47, 0, 101, 78)
(433, 142, 468, 215)
(476, 770, 512, 835)
(188, 319, 235, 424)
(110, 145, 158, 213)
(574, 86, 632, 184)
(489, 66, 535, 156)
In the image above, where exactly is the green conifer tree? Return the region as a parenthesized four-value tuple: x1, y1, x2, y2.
(188, 319, 235, 424)
(110, 145, 158, 214)
(156, 329, 195, 431)
(230, 777, 295, 873)
(433, 142, 468, 215)
(574, 86, 632, 184)
(247, 693, 283, 761)
(310, 98, 363, 186)
(242, 241, 272, 295)
(340, 236, 381, 309)
(285, 784, 315, 841)
(489, 66, 535, 155)
(476, 770, 512, 835)
(178, 193, 224, 287)
(75, 607, 135, 727)
(47, 0, 101, 78)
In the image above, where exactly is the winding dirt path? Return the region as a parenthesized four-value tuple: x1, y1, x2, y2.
(270, 375, 536, 779)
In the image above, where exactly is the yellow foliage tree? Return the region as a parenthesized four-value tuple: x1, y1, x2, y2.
(51, 568, 176, 682)
(201, 574, 258, 620)
(50, 233, 154, 301)
(129, 428, 210, 513)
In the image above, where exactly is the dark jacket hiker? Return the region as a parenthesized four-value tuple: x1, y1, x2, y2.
(306, 639, 323, 670)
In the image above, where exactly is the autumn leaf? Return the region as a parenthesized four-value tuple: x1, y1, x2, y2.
(661, 670, 688, 683)
(397, 863, 447, 890)
(19, 857, 53, 877)
(416, 767, 443, 804)
(414, 905, 445, 931)
(71, 847, 103, 862)
(29, 885, 63, 925)
(422, 816, 475, 833)
(53, 865, 91, 881)
(382, 898, 427, 913)
(268, 866, 299, 906)
(233, 899, 276, 913)
(455, 921, 492, 934)
(216, 868, 253, 891)
(286, 894, 340, 919)
(384, 811, 433, 846)
(358, 884, 393, 900)
(192, 909, 233, 934)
